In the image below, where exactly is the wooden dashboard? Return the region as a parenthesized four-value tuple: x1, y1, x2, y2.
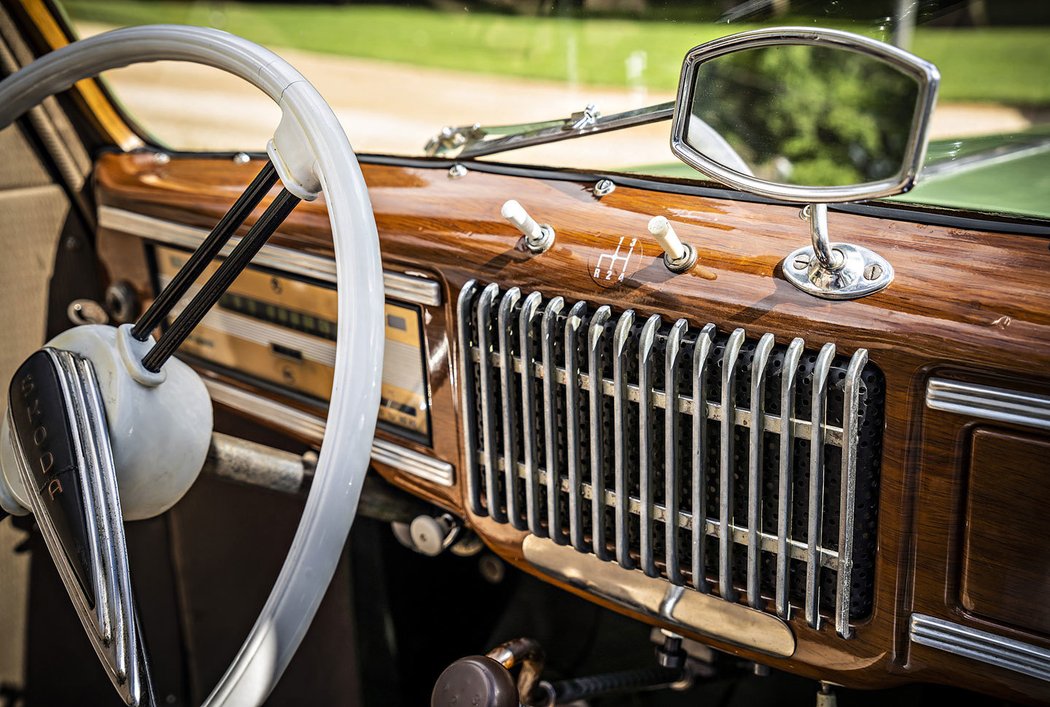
(92, 151, 1050, 703)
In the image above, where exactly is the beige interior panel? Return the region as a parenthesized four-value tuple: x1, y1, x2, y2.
(0, 157, 69, 692)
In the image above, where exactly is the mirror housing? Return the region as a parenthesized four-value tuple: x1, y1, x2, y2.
(670, 27, 939, 203)
(670, 28, 940, 300)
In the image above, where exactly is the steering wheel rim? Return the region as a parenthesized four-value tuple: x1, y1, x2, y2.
(0, 25, 385, 706)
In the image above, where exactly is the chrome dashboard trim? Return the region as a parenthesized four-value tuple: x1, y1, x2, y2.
(98, 206, 443, 306)
(523, 535, 796, 657)
(910, 614, 1050, 682)
(201, 378, 454, 487)
(926, 378, 1050, 431)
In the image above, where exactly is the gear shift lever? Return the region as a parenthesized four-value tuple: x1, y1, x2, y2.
(432, 638, 546, 707)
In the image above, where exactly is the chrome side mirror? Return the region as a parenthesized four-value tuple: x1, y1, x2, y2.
(671, 28, 939, 299)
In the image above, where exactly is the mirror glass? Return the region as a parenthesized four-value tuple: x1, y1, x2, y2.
(685, 45, 921, 188)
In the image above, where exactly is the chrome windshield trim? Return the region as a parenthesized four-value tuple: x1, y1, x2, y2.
(98, 206, 442, 306)
(426, 102, 675, 160)
(926, 378, 1050, 431)
(910, 614, 1050, 682)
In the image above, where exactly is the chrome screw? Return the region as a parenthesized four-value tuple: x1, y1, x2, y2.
(864, 263, 884, 280)
(792, 253, 812, 270)
(448, 164, 468, 179)
(593, 179, 616, 198)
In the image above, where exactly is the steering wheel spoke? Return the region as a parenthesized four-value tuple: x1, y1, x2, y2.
(6, 349, 154, 706)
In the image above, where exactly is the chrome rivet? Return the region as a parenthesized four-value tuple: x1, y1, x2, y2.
(864, 263, 884, 280)
(233, 152, 251, 165)
(594, 179, 616, 198)
(153, 152, 171, 165)
(448, 164, 468, 179)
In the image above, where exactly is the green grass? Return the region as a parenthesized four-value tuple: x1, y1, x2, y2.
(63, 1, 1050, 105)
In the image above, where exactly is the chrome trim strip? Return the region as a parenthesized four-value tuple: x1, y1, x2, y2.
(99, 205, 443, 306)
(498, 288, 523, 529)
(519, 292, 545, 536)
(542, 297, 566, 544)
(205, 378, 327, 440)
(202, 378, 455, 487)
(588, 306, 612, 560)
(565, 300, 589, 552)
(369, 438, 456, 488)
(476, 284, 503, 521)
(805, 343, 836, 630)
(664, 319, 688, 584)
(638, 314, 661, 577)
(926, 378, 1050, 431)
(835, 349, 867, 638)
(612, 310, 636, 569)
(523, 536, 796, 657)
(691, 324, 716, 593)
(776, 338, 805, 619)
(747, 333, 775, 609)
(719, 328, 745, 602)
(457, 282, 483, 511)
(50, 351, 113, 647)
(910, 614, 1050, 682)
(72, 354, 136, 681)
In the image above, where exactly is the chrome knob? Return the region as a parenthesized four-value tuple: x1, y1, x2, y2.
(502, 200, 555, 254)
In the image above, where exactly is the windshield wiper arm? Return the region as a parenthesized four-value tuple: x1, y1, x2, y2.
(425, 101, 675, 160)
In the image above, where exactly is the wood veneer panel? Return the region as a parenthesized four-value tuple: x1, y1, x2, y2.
(92, 152, 1050, 701)
(961, 428, 1050, 636)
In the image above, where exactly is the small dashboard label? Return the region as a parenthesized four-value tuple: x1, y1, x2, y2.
(589, 236, 646, 288)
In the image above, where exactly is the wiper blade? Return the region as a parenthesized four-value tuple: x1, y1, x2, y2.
(425, 102, 675, 160)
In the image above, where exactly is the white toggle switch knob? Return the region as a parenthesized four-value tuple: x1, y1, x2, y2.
(502, 199, 555, 253)
(648, 216, 697, 273)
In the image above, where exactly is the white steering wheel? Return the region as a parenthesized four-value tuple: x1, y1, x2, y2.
(0, 25, 384, 706)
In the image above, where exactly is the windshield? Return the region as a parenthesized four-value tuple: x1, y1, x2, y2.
(62, 1, 1050, 220)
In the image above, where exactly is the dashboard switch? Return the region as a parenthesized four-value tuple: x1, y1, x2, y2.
(409, 514, 454, 556)
(501, 200, 555, 254)
(648, 216, 697, 273)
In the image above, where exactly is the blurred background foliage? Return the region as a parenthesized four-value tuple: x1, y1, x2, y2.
(64, 0, 1050, 106)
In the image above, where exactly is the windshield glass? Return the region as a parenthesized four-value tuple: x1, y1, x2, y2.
(62, 1, 1050, 220)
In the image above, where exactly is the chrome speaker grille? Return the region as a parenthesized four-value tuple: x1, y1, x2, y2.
(457, 281, 884, 638)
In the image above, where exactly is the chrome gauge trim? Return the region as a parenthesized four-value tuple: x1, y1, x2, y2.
(98, 206, 443, 306)
(926, 378, 1050, 431)
(910, 614, 1050, 682)
(202, 379, 454, 486)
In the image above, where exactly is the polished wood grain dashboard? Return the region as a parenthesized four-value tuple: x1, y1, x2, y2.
(91, 151, 1050, 703)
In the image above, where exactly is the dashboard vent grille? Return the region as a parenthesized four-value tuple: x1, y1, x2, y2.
(457, 281, 884, 638)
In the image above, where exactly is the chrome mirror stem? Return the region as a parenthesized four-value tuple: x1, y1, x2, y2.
(782, 204, 895, 300)
(804, 204, 844, 272)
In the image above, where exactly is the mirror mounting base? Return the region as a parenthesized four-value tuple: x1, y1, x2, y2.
(782, 204, 894, 300)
